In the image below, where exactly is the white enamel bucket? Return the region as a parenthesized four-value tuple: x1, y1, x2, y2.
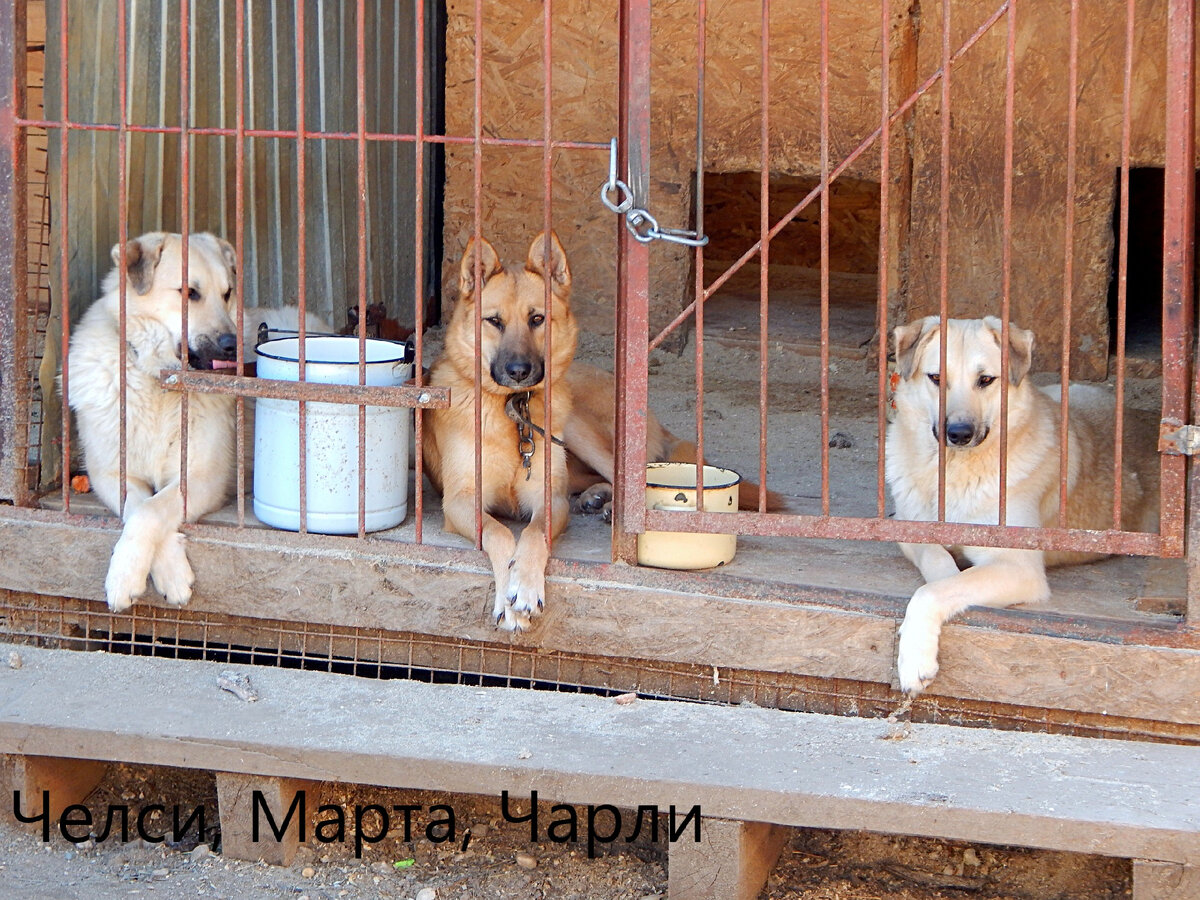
(253, 336, 411, 534)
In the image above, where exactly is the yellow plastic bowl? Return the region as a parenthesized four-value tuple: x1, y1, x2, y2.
(636, 463, 740, 570)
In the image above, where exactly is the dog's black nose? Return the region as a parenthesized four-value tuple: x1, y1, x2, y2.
(505, 359, 533, 383)
(945, 421, 975, 446)
(217, 332, 238, 359)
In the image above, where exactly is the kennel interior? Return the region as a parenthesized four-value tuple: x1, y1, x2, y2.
(1, 0, 1199, 758)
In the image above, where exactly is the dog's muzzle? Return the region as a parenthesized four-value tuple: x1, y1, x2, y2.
(187, 332, 238, 370)
(935, 420, 989, 448)
(491, 356, 545, 389)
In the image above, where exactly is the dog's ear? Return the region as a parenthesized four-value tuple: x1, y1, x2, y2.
(893, 316, 938, 379)
(526, 231, 571, 295)
(216, 236, 238, 276)
(984, 316, 1035, 385)
(459, 237, 502, 300)
(111, 232, 167, 295)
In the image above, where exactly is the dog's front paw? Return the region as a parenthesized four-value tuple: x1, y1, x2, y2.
(896, 606, 941, 695)
(150, 533, 194, 607)
(105, 537, 151, 613)
(507, 556, 545, 618)
(572, 483, 613, 516)
(493, 592, 531, 632)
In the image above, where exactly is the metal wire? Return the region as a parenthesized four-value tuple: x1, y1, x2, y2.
(1, 589, 1196, 746)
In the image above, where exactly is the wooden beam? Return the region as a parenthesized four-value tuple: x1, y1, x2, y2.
(216, 772, 313, 865)
(1, 754, 106, 830)
(669, 818, 791, 900)
(1134, 860, 1200, 900)
(1, 644, 1199, 866)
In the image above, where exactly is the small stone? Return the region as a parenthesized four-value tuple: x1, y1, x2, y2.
(189, 844, 212, 862)
(963, 848, 981, 867)
(471, 822, 489, 839)
(614, 692, 638, 705)
(515, 853, 538, 870)
(7, 652, 21, 669)
(942, 864, 956, 876)
(151, 867, 170, 879)
(416, 888, 437, 900)
(516, 749, 532, 760)
(301, 867, 316, 878)
(64, 850, 75, 861)
(828, 431, 853, 449)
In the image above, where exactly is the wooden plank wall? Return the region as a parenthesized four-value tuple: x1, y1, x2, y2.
(34, 0, 427, 487)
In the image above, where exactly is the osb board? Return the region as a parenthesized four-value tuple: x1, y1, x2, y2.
(440, 2, 891, 342)
(904, 0, 1184, 380)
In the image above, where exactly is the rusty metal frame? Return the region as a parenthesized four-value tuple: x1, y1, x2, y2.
(0, 0, 29, 506)
(614, 0, 1195, 564)
(0, 0, 1194, 633)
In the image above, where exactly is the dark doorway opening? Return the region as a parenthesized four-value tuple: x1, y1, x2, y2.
(1107, 167, 1199, 373)
(699, 172, 881, 358)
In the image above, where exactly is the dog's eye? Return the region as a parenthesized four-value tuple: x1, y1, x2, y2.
(484, 315, 504, 331)
(977, 375, 997, 388)
(529, 313, 545, 328)
(926, 373, 941, 386)
(186, 287, 201, 302)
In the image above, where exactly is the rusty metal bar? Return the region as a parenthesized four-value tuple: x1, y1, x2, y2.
(14, 117, 608, 151)
(234, 0, 247, 527)
(641, 508, 1171, 558)
(651, 1, 1012, 352)
(694, 0, 707, 511)
(1056, 0, 1080, 529)
(996, 0, 1016, 527)
(935, 0, 951, 523)
(117, 0, 129, 519)
(472, 0, 484, 549)
(0, 0, 29, 505)
(819, 0, 831, 515)
(158, 372, 449, 408)
(413, 0, 428, 544)
(179, 0, 192, 521)
(1161, 0, 1195, 558)
(1111, 0, 1136, 531)
(57, 0, 70, 513)
(294, 0, 311, 534)
(612, 0, 653, 558)
(875, 0, 891, 520)
(355, 0, 369, 539)
(756, 0, 768, 513)
(542, 0, 555, 544)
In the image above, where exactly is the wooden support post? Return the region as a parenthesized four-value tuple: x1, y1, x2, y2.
(216, 772, 313, 865)
(0, 754, 106, 830)
(1133, 861, 1200, 900)
(668, 817, 791, 900)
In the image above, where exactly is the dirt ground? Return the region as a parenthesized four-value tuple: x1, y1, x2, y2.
(0, 764, 1132, 900)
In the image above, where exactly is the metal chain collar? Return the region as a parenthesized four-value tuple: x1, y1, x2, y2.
(505, 391, 567, 480)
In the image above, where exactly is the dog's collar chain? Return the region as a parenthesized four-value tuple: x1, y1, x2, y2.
(504, 391, 566, 480)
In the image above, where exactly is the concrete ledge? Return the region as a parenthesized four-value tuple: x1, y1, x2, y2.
(0, 642, 1198, 869)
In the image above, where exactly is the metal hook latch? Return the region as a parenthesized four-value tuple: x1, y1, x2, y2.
(598, 138, 708, 248)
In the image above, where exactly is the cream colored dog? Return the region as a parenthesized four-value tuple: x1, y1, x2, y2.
(66, 231, 326, 612)
(886, 316, 1158, 695)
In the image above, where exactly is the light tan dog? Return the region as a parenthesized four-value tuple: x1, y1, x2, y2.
(424, 232, 578, 630)
(66, 231, 328, 612)
(885, 315, 1158, 694)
